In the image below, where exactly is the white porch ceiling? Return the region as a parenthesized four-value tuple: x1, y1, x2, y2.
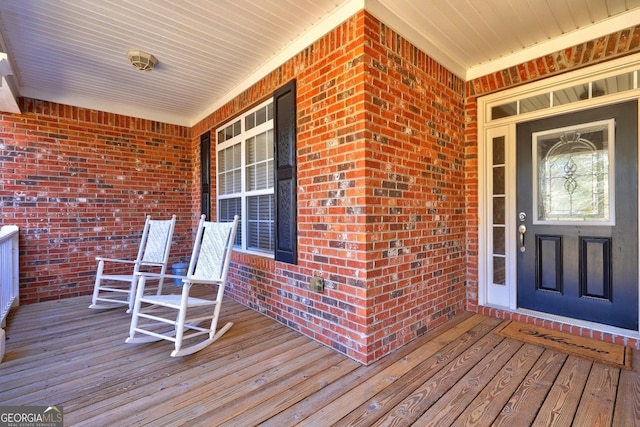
(0, 0, 639, 126)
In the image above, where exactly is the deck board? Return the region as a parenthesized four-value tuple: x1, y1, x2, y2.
(450, 343, 546, 427)
(533, 356, 592, 426)
(0, 293, 638, 426)
(613, 348, 640, 426)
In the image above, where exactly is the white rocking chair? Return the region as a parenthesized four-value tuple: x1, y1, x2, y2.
(126, 214, 238, 357)
(89, 215, 176, 312)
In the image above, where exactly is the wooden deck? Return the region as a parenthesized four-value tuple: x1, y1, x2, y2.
(1, 293, 639, 427)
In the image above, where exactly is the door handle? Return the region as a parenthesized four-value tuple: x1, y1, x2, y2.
(519, 224, 527, 252)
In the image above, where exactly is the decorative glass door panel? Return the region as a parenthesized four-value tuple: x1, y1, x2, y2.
(533, 120, 614, 225)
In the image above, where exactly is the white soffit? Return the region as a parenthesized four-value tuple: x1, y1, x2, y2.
(466, 8, 640, 80)
(368, 0, 640, 81)
(1, 0, 640, 125)
(191, 0, 365, 125)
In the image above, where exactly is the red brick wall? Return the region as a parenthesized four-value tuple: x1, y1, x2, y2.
(194, 11, 374, 362)
(0, 99, 193, 303)
(361, 16, 466, 361)
(194, 11, 466, 364)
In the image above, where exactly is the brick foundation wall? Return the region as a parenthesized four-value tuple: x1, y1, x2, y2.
(0, 99, 194, 303)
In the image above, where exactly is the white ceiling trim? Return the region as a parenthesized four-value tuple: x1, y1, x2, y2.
(466, 8, 640, 80)
(190, 0, 365, 127)
(18, 85, 182, 125)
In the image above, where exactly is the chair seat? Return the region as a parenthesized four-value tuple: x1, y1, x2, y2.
(139, 293, 216, 309)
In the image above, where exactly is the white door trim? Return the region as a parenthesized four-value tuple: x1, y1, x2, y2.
(477, 53, 640, 336)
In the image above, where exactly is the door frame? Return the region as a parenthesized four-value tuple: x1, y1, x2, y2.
(477, 53, 640, 335)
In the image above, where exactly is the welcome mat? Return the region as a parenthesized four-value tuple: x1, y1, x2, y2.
(496, 321, 632, 370)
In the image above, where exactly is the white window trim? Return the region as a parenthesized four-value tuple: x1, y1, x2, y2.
(216, 99, 275, 257)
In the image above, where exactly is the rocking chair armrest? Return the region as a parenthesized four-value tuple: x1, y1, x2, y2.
(135, 272, 223, 286)
(96, 258, 164, 267)
(138, 261, 166, 267)
(183, 278, 225, 286)
(135, 271, 182, 281)
(135, 272, 225, 289)
(95, 257, 138, 264)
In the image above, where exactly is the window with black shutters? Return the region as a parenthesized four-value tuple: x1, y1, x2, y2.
(216, 81, 297, 262)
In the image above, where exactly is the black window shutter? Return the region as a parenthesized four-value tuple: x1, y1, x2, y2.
(200, 131, 211, 220)
(274, 80, 297, 264)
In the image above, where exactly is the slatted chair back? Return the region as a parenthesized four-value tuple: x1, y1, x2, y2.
(188, 219, 236, 283)
(141, 219, 176, 265)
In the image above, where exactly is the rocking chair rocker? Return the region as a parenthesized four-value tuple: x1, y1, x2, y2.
(126, 214, 238, 357)
(89, 215, 176, 312)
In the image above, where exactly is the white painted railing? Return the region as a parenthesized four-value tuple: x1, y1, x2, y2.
(0, 225, 19, 362)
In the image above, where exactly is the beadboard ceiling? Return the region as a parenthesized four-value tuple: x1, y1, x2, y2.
(0, 0, 639, 126)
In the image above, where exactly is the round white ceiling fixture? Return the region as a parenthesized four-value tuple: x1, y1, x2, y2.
(127, 50, 158, 72)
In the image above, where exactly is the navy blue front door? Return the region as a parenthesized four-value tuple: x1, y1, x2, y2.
(516, 101, 638, 330)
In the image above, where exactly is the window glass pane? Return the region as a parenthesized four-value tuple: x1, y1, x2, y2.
(218, 145, 242, 195)
(256, 106, 267, 127)
(218, 149, 224, 171)
(247, 195, 274, 252)
(232, 144, 242, 168)
(246, 114, 255, 130)
(248, 162, 273, 191)
(232, 170, 241, 193)
(492, 136, 505, 164)
(493, 196, 505, 225)
(493, 166, 505, 195)
(490, 69, 640, 119)
(552, 84, 585, 106)
(520, 93, 550, 114)
(247, 133, 267, 164)
(224, 125, 234, 140)
(534, 119, 614, 224)
(592, 72, 634, 97)
(493, 257, 505, 285)
(219, 198, 242, 245)
(246, 130, 273, 191)
(493, 227, 505, 255)
(491, 102, 516, 120)
(245, 105, 272, 131)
